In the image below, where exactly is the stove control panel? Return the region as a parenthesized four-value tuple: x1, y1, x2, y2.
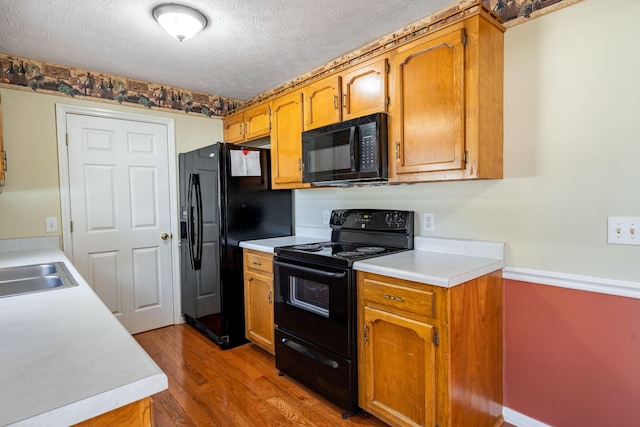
(330, 209, 413, 231)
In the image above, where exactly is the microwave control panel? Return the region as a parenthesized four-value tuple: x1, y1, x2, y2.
(359, 123, 377, 172)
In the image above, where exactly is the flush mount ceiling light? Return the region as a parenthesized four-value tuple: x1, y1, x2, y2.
(152, 3, 208, 42)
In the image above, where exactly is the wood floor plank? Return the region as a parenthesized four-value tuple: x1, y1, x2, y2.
(135, 324, 388, 427)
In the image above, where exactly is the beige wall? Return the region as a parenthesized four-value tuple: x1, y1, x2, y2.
(294, 0, 640, 282)
(0, 88, 222, 240)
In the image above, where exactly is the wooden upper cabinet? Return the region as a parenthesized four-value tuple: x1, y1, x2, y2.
(389, 11, 504, 182)
(222, 103, 271, 144)
(303, 75, 341, 131)
(244, 103, 271, 141)
(270, 91, 309, 189)
(223, 111, 245, 143)
(341, 56, 389, 120)
(393, 28, 466, 176)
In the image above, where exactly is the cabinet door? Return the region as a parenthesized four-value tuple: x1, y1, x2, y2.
(360, 306, 437, 427)
(341, 57, 388, 120)
(223, 112, 245, 143)
(244, 270, 275, 354)
(244, 104, 271, 141)
(271, 91, 308, 188)
(303, 76, 341, 130)
(393, 29, 466, 175)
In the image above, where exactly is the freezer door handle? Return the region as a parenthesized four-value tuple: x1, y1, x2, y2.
(187, 173, 203, 270)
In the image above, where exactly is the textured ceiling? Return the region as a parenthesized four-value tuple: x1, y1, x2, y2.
(0, 0, 458, 101)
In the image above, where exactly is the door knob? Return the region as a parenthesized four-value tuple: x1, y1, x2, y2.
(161, 233, 171, 240)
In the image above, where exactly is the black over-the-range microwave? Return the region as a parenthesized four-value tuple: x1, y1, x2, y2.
(301, 112, 388, 185)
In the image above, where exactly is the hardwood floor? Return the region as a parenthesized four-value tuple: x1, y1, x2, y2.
(134, 324, 388, 427)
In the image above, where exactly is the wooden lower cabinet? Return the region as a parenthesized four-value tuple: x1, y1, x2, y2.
(357, 270, 503, 427)
(243, 249, 275, 354)
(72, 397, 154, 426)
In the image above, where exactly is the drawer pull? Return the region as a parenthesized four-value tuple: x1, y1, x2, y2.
(252, 261, 262, 266)
(384, 294, 404, 302)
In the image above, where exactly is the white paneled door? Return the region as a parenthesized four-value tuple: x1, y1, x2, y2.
(66, 113, 174, 334)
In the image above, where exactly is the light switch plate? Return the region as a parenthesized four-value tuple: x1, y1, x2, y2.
(607, 217, 640, 245)
(45, 217, 58, 233)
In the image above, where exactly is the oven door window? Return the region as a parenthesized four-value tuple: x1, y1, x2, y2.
(289, 277, 330, 317)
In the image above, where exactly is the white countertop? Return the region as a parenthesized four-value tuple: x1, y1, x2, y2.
(239, 235, 505, 288)
(240, 235, 322, 253)
(0, 249, 168, 427)
(353, 237, 506, 287)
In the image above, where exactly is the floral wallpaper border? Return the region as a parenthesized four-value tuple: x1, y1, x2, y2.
(0, 54, 244, 118)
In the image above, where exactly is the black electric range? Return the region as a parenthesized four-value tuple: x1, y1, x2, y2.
(272, 209, 414, 417)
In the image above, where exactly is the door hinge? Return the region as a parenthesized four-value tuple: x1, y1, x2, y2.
(70, 221, 73, 233)
(462, 32, 468, 47)
(65, 132, 69, 146)
(433, 330, 439, 346)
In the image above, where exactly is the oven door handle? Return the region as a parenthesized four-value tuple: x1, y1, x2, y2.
(281, 338, 339, 369)
(273, 260, 347, 279)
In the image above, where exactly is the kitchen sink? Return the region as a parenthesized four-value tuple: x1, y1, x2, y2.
(0, 262, 79, 298)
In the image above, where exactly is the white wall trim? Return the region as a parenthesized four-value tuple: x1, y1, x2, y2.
(54, 104, 183, 326)
(503, 407, 552, 427)
(503, 266, 640, 300)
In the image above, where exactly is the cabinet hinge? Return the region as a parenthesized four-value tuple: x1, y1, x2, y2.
(462, 32, 468, 47)
(386, 96, 391, 108)
(386, 62, 391, 73)
(463, 150, 468, 164)
(433, 330, 439, 346)
(65, 133, 69, 146)
(268, 106, 272, 130)
(70, 221, 73, 233)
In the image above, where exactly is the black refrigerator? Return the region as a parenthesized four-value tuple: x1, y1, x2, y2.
(179, 142, 292, 349)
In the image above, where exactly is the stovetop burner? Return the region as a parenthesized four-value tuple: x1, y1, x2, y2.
(335, 251, 361, 257)
(355, 246, 385, 254)
(291, 243, 324, 251)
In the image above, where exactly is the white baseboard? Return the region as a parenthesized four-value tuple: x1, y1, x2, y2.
(502, 266, 640, 300)
(503, 407, 552, 427)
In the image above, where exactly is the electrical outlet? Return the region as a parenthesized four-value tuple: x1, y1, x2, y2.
(323, 210, 331, 225)
(423, 213, 434, 232)
(608, 217, 640, 245)
(45, 217, 58, 233)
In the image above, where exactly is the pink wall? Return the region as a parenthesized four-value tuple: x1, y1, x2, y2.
(504, 279, 640, 426)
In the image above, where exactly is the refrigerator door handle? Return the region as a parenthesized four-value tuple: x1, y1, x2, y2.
(187, 173, 203, 270)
